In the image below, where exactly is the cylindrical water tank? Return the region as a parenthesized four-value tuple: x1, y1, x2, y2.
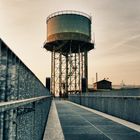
(47, 11, 92, 42)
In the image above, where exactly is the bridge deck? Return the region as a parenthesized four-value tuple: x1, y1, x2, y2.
(44, 100, 140, 140)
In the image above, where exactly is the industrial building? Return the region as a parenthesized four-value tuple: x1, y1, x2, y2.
(93, 79, 112, 90)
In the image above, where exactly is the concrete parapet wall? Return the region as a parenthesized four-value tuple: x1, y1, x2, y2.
(0, 39, 52, 140)
(69, 95, 140, 125)
(89, 88, 140, 96)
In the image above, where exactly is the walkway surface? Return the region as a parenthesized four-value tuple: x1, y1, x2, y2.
(43, 100, 64, 140)
(44, 100, 140, 140)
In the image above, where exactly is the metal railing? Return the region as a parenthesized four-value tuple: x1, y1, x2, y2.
(69, 94, 140, 125)
(0, 96, 50, 112)
(0, 39, 52, 140)
(47, 10, 91, 21)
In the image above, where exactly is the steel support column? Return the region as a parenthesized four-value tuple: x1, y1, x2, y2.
(65, 54, 68, 97)
(84, 50, 88, 93)
(51, 45, 89, 96)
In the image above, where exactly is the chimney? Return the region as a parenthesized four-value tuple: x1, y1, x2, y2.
(96, 73, 98, 83)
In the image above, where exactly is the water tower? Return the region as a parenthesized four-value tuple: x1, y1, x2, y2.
(44, 10, 94, 97)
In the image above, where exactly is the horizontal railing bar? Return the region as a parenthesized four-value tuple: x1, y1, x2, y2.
(47, 10, 91, 21)
(0, 96, 52, 112)
(70, 95, 140, 99)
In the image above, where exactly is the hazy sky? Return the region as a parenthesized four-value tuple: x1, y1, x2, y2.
(0, 0, 140, 85)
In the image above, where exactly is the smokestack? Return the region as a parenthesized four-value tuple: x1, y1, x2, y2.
(96, 73, 98, 83)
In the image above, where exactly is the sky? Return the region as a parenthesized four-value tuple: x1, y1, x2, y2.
(0, 0, 140, 86)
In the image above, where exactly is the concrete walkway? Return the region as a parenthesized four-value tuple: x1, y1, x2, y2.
(44, 100, 140, 140)
(43, 100, 64, 140)
(55, 100, 140, 140)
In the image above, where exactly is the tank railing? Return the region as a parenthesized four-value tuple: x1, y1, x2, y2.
(47, 10, 91, 21)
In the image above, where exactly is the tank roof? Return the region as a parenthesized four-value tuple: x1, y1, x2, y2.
(47, 10, 91, 21)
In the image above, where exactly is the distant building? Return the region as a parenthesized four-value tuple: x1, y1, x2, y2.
(94, 79, 112, 90)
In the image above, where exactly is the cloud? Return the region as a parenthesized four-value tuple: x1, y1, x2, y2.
(112, 34, 140, 49)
